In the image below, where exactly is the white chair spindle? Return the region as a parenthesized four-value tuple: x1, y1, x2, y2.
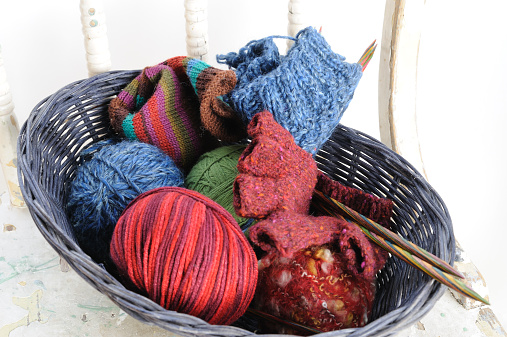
(378, 0, 426, 176)
(80, 0, 112, 77)
(0, 45, 24, 207)
(184, 0, 209, 62)
(287, 0, 306, 51)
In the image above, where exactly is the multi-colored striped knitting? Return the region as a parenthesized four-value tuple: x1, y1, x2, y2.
(108, 56, 246, 172)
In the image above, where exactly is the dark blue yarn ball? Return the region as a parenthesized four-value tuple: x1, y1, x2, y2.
(66, 139, 184, 266)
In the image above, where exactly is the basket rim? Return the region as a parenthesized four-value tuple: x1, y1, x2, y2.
(17, 70, 454, 337)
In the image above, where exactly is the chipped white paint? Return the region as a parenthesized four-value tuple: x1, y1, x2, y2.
(476, 308, 507, 337)
(287, 0, 307, 51)
(450, 241, 490, 309)
(378, 0, 426, 177)
(397, 289, 506, 337)
(185, 0, 209, 62)
(0, 45, 24, 208)
(80, 0, 112, 77)
(0, 290, 48, 337)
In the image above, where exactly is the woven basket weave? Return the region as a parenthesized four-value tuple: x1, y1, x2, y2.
(17, 70, 455, 337)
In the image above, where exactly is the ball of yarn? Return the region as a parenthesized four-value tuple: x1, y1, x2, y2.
(185, 145, 252, 229)
(110, 186, 258, 325)
(66, 139, 184, 266)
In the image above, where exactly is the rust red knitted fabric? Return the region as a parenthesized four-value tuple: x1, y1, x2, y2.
(233, 111, 318, 218)
(110, 186, 258, 325)
(250, 212, 386, 280)
(316, 171, 393, 228)
(233, 111, 392, 332)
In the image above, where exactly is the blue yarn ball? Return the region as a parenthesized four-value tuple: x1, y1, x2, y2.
(66, 139, 184, 266)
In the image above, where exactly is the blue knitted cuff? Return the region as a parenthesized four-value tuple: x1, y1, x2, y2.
(217, 27, 363, 155)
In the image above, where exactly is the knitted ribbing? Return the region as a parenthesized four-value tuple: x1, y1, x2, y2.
(217, 27, 363, 155)
(316, 171, 394, 228)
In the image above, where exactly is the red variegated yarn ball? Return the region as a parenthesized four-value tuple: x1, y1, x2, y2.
(110, 186, 258, 325)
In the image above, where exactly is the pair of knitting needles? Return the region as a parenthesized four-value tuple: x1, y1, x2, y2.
(312, 190, 490, 306)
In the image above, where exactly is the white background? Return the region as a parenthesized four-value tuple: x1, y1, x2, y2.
(0, 0, 505, 329)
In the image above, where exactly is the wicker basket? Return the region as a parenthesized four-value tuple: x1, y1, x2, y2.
(17, 70, 455, 337)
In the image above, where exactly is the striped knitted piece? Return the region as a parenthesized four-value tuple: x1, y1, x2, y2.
(110, 186, 258, 325)
(217, 27, 363, 155)
(108, 56, 246, 171)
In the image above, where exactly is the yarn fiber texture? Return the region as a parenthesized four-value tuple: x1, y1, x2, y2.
(66, 139, 184, 266)
(217, 27, 363, 155)
(108, 56, 246, 172)
(232, 112, 391, 332)
(110, 186, 258, 325)
(254, 241, 376, 333)
(185, 145, 252, 229)
(233, 111, 318, 218)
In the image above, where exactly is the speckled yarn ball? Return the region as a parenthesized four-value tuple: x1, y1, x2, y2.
(185, 145, 252, 229)
(66, 139, 184, 266)
(110, 187, 258, 325)
(254, 244, 376, 333)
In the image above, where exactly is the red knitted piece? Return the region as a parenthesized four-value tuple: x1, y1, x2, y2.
(250, 212, 386, 280)
(234, 111, 393, 332)
(234, 111, 318, 218)
(254, 243, 376, 332)
(316, 172, 393, 228)
(250, 213, 384, 332)
(110, 187, 258, 325)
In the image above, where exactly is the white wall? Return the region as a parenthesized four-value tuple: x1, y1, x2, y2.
(0, 0, 505, 329)
(417, 0, 507, 327)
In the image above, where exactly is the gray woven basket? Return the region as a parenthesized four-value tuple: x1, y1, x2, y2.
(17, 70, 455, 337)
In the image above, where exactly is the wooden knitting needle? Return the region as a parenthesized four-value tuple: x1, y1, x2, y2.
(313, 190, 462, 278)
(358, 40, 377, 72)
(312, 190, 490, 305)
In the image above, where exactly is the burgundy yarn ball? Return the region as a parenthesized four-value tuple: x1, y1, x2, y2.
(110, 186, 258, 325)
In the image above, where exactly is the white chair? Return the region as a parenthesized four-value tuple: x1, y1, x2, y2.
(0, 0, 504, 335)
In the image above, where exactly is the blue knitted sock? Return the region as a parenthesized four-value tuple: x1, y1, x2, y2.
(217, 27, 363, 155)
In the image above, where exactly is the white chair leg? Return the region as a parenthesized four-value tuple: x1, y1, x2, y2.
(0, 46, 24, 207)
(185, 0, 209, 62)
(80, 0, 112, 77)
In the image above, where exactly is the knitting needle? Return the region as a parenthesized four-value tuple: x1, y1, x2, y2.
(312, 191, 490, 305)
(357, 225, 489, 305)
(358, 40, 377, 72)
(313, 190, 463, 278)
(246, 308, 322, 335)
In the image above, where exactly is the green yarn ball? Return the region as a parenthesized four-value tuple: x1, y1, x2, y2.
(185, 145, 250, 228)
